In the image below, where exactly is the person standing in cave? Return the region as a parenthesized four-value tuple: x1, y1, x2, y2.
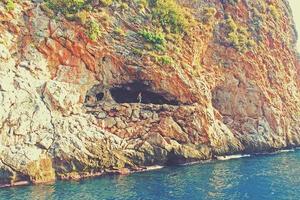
(103, 88, 115, 103)
(137, 92, 142, 103)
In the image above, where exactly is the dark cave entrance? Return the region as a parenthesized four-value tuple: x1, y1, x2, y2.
(95, 92, 104, 101)
(110, 81, 179, 105)
(84, 84, 105, 106)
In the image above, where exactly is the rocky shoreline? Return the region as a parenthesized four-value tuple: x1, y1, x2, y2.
(1, 147, 299, 188)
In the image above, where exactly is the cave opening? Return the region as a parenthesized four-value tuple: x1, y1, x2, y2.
(110, 81, 179, 105)
(96, 92, 104, 101)
(84, 84, 105, 106)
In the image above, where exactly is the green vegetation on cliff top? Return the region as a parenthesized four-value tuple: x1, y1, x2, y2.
(43, 0, 261, 63)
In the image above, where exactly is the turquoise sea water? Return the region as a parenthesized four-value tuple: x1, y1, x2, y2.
(1, 150, 300, 200)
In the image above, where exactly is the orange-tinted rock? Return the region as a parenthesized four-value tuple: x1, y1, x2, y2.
(158, 117, 189, 144)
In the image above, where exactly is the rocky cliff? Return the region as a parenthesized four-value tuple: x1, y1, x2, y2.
(0, 0, 300, 187)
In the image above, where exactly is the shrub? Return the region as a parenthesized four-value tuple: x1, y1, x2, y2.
(223, 15, 255, 52)
(157, 55, 173, 65)
(226, 16, 238, 32)
(3, 0, 15, 11)
(132, 48, 144, 56)
(153, 44, 166, 52)
(202, 7, 217, 23)
(86, 20, 101, 41)
(114, 27, 126, 36)
(99, 0, 113, 7)
(135, 0, 148, 9)
(269, 5, 280, 20)
(45, 0, 86, 14)
(139, 29, 166, 46)
(120, 2, 129, 10)
(249, 7, 264, 42)
(149, 0, 194, 34)
(76, 10, 89, 24)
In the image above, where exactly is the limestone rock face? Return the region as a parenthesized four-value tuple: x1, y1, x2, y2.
(0, 0, 300, 186)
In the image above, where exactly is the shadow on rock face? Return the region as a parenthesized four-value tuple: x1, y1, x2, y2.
(110, 81, 179, 105)
(85, 80, 179, 106)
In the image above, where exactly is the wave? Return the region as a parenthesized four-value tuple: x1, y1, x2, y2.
(143, 165, 164, 171)
(276, 149, 295, 153)
(140, 148, 298, 171)
(178, 160, 212, 166)
(216, 154, 251, 161)
(255, 149, 296, 156)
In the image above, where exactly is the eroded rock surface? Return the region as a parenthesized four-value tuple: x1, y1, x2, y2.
(0, 0, 300, 186)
